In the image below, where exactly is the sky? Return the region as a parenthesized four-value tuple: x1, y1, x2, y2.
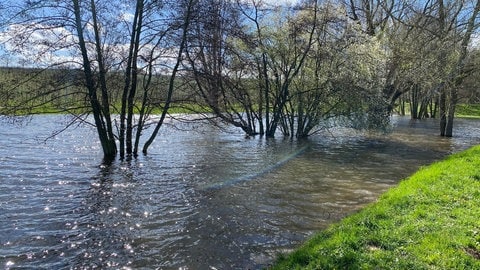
(3, 0, 477, 68)
(263, 0, 299, 5)
(3, 0, 480, 69)
(0, 0, 303, 68)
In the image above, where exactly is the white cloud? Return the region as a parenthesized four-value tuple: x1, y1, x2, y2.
(470, 33, 480, 49)
(0, 23, 81, 67)
(238, 0, 300, 7)
(263, 0, 299, 5)
(0, 21, 181, 73)
(120, 12, 135, 22)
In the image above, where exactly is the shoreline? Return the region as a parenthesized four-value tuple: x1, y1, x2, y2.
(271, 145, 480, 269)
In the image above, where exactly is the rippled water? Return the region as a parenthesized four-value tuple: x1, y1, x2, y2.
(1, 115, 480, 269)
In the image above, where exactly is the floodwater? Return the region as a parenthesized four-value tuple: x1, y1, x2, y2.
(1, 115, 479, 269)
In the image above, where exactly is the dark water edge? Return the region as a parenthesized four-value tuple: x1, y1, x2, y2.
(1, 115, 480, 269)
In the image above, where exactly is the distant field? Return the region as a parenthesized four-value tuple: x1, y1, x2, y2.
(0, 67, 185, 115)
(456, 104, 480, 118)
(2, 67, 480, 119)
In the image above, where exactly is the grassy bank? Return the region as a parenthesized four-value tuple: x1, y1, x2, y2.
(272, 145, 480, 269)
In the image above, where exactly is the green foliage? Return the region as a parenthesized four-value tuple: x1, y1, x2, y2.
(272, 145, 480, 269)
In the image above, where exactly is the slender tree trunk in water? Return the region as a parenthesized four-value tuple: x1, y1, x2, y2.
(254, 10, 268, 136)
(263, 54, 270, 137)
(142, 0, 193, 155)
(445, 88, 457, 137)
(439, 88, 447, 136)
(134, 64, 154, 155)
(438, 0, 448, 136)
(410, 85, 418, 119)
(257, 71, 264, 135)
(120, 0, 144, 158)
(440, 86, 456, 137)
(430, 99, 438, 118)
(73, 0, 116, 160)
(90, 0, 117, 157)
(399, 96, 405, 115)
(127, 0, 144, 157)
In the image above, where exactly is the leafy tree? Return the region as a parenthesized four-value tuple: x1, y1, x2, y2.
(184, 0, 390, 138)
(286, 2, 389, 136)
(383, 0, 480, 136)
(190, 0, 321, 138)
(437, 0, 480, 137)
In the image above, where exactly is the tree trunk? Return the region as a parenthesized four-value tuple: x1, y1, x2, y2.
(119, 0, 144, 158)
(410, 84, 418, 119)
(143, 0, 194, 155)
(90, 0, 116, 153)
(134, 61, 154, 156)
(439, 88, 447, 136)
(437, 0, 448, 137)
(126, 0, 144, 157)
(430, 99, 437, 118)
(439, 0, 480, 137)
(73, 0, 116, 160)
(445, 88, 457, 137)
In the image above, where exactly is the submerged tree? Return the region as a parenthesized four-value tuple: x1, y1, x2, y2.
(187, 0, 389, 138)
(436, 0, 480, 137)
(72, 0, 117, 159)
(183, 0, 388, 139)
(284, 2, 389, 136)
(0, 0, 195, 160)
(183, 0, 266, 136)
(382, 0, 480, 136)
(256, 1, 319, 138)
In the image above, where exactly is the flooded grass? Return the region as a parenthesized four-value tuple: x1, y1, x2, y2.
(272, 145, 480, 269)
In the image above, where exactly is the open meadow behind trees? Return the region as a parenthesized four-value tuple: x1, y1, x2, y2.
(272, 145, 480, 269)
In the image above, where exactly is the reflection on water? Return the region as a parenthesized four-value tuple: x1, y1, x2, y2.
(1, 115, 480, 269)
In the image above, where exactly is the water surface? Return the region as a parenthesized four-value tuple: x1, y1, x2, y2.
(1, 115, 479, 269)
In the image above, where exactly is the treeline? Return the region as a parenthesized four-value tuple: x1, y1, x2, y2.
(0, 0, 479, 160)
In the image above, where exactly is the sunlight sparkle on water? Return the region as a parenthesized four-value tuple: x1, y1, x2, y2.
(3, 115, 480, 269)
(124, 243, 134, 253)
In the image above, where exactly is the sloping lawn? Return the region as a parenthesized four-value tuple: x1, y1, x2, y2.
(272, 145, 480, 269)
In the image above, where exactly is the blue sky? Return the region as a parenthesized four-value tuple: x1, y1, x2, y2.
(0, 0, 303, 68)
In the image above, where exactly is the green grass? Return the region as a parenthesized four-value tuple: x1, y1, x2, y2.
(272, 145, 480, 269)
(456, 104, 480, 118)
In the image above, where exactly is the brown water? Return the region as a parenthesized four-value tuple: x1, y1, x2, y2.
(1, 115, 479, 269)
